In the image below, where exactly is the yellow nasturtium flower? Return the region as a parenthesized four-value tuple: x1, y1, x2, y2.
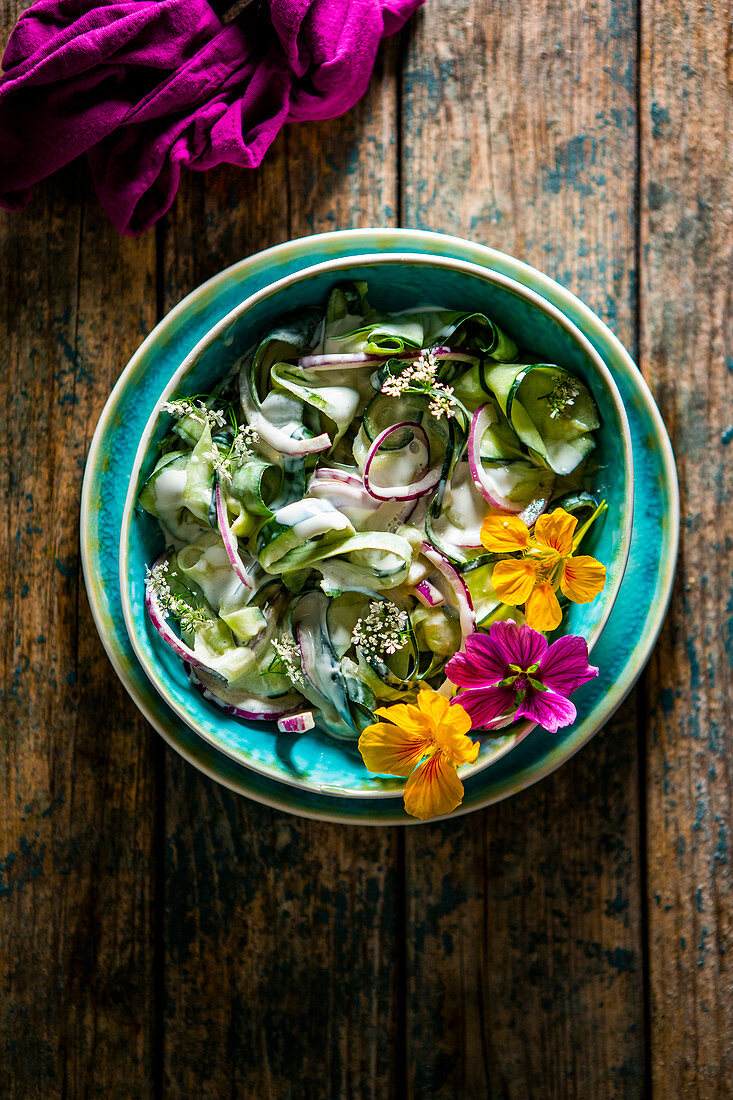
(358, 688, 479, 820)
(480, 507, 606, 632)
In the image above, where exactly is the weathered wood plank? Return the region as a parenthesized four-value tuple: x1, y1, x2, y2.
(400, 702, 643, 1099)
(285, 38, 399, 233)
(160, 41, 402, 1100)
(401, 1, 645, 1095)
(0, 156, 159, 1098)
(640, 0, 733, 1092)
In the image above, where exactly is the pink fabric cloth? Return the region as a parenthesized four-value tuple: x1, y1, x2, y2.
(0, 0, 422, 235)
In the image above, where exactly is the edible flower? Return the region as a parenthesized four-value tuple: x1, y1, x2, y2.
(231, 424, 260, 461)
(271, 635, 305, 686)
(480, 507, 606, 631)
(204, 441, 234, 484)
(381, 348, 459, 421)
(145, 560, 208, 632)
(161, 398, 227, 430)
(445, 620, 598, 733)
(206, 424, 261, 484)
(545, 374, 580, 419)
(358, 687, 479, 820)
(351, 600, 409, 665)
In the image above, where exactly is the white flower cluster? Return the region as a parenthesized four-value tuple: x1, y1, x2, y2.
(178, 605, 208, 633)
(203, 441, 233, 484)
(204, 426, 260, 484)
(351, 601, 409, 666)
(427, 387, 458, 421)
(145, 560, 207, 631)
(231, 424, 260, 462)
(546, 376, 580, 419)
(272, 635, 305, 686)
(145, 561, 174, 609)
(162, 398, 227, 430)
(380, 348, 457, 421)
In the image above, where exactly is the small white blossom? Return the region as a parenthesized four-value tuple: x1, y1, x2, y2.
(272, 635, 305, 686)
(146, 561, 207, 631)
(409, 347, 439, 383)
(178, 606, 208, 633)
(161, 398, 228, 430)
(231, 424, 260, 463)
(380, 375, 409, 398)
(162, 398, 201, 421)
(546, 376, 580, 419)
(204, 442, 233, 484)
(351, 601, 409, 665)
(145, 561, 176, 617)
(380, 348, 457, 421)
(428, 383, 457, 420)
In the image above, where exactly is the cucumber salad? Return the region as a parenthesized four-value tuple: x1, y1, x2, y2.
(141, 282, 604, 742)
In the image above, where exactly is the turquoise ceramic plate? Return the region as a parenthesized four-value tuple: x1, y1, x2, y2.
(119, 252, 633, 794)
(81, 230, 679, 824)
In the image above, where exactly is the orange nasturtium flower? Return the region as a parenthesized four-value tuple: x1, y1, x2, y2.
(358, 688, 479, 821)
(480, 507, 606, 632)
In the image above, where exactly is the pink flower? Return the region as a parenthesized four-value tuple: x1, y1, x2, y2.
(445, 620, 599, 734)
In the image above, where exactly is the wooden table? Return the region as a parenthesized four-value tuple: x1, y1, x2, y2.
(1, 1, 731, 1096)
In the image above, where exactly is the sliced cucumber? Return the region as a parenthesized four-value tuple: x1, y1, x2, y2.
(479, 458, 555, 515)
(551, 491, 601, 523)
(325, 590, 372, 658)
(138, 450, 188, 516)
(462, 563, 501, 625)
(249, 311, 323, 399)
(218, 605, 267, 646)
(325, 282, 369, 325)
(421, 310, 519, 361)
(325, 317, 423, 355)
(181, 423, 217, 523)
(412, 605, 462, 657)
(257, 499, 355, 570)
(362, 391, 430, 442)
(270, 360, 371, 446)
(476, 400, 526, 461)
(483, 362, 600, 475)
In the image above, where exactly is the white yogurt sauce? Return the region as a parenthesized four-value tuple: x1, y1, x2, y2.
(154, 466, 204, 545)
(433, 461, 499, 548)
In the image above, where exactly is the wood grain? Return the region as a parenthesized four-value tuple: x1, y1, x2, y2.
(0, 161, 159, 1096)
(159, 41, 403, 1100)
(2, 0, 732, 1094)
(640, 0, 733, 1092)
(401, 2, 645, 1095)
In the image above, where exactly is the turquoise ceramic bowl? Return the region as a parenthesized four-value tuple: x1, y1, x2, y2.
(80, 228, 678, 822)
(119, 252, 633, 796)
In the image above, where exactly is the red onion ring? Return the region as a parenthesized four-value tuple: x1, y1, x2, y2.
(468, 404, 522, 513)
(298, 352, 374, 369)
(215, 482, 253, 590)
(420, 542, 476, 646)
(468, 404, 553, 525)
(278, 711, 316, 733)
(298, 346, 479, 370)
(145, 556, 226, 680)
(307, 479, 383, 512)
(363, 422, 440, 502)
(311, 467, 364, 488)
(414, 579, 445, 608)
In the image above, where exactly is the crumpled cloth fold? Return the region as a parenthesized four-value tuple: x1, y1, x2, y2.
(0, 0, 422, 235)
